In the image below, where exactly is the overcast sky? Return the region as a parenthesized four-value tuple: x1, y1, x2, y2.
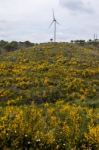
(0, 0, 99, 42)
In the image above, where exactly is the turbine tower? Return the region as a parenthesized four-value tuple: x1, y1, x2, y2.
(49, 10, 59, 42)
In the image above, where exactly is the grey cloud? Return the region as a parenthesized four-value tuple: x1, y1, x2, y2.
(0, 0, 98, 42)
(60, 0, 94, 14)
(0, 20, 5, 23)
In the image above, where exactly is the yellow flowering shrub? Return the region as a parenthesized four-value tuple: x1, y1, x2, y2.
(0, 43, 99, 149)
(0, 102, 98, 149)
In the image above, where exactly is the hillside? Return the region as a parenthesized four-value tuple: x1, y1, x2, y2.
(0, 42, 99, 107)
(0, 42, 99, 149)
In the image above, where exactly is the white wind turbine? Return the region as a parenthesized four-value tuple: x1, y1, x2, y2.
(49, 10, 59, 42)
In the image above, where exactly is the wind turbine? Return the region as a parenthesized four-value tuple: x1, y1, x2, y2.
(49, 10, 59, 42)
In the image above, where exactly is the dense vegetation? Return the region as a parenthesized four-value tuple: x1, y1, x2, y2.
(0, 102, 99, 150)
(0, 40, 35, 54)
(0, 43, 99, 107)
(0, 42, 99, 149)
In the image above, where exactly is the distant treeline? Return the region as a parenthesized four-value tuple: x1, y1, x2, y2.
(0, 40, 36, 54)
(71, 39, 99, 45)
(0, 39, 99, 54)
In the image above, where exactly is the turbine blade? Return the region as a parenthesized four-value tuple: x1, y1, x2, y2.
(56, 20, 60, 25)
(52, 9, 55, 20)
(49, 21, 54, 28)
